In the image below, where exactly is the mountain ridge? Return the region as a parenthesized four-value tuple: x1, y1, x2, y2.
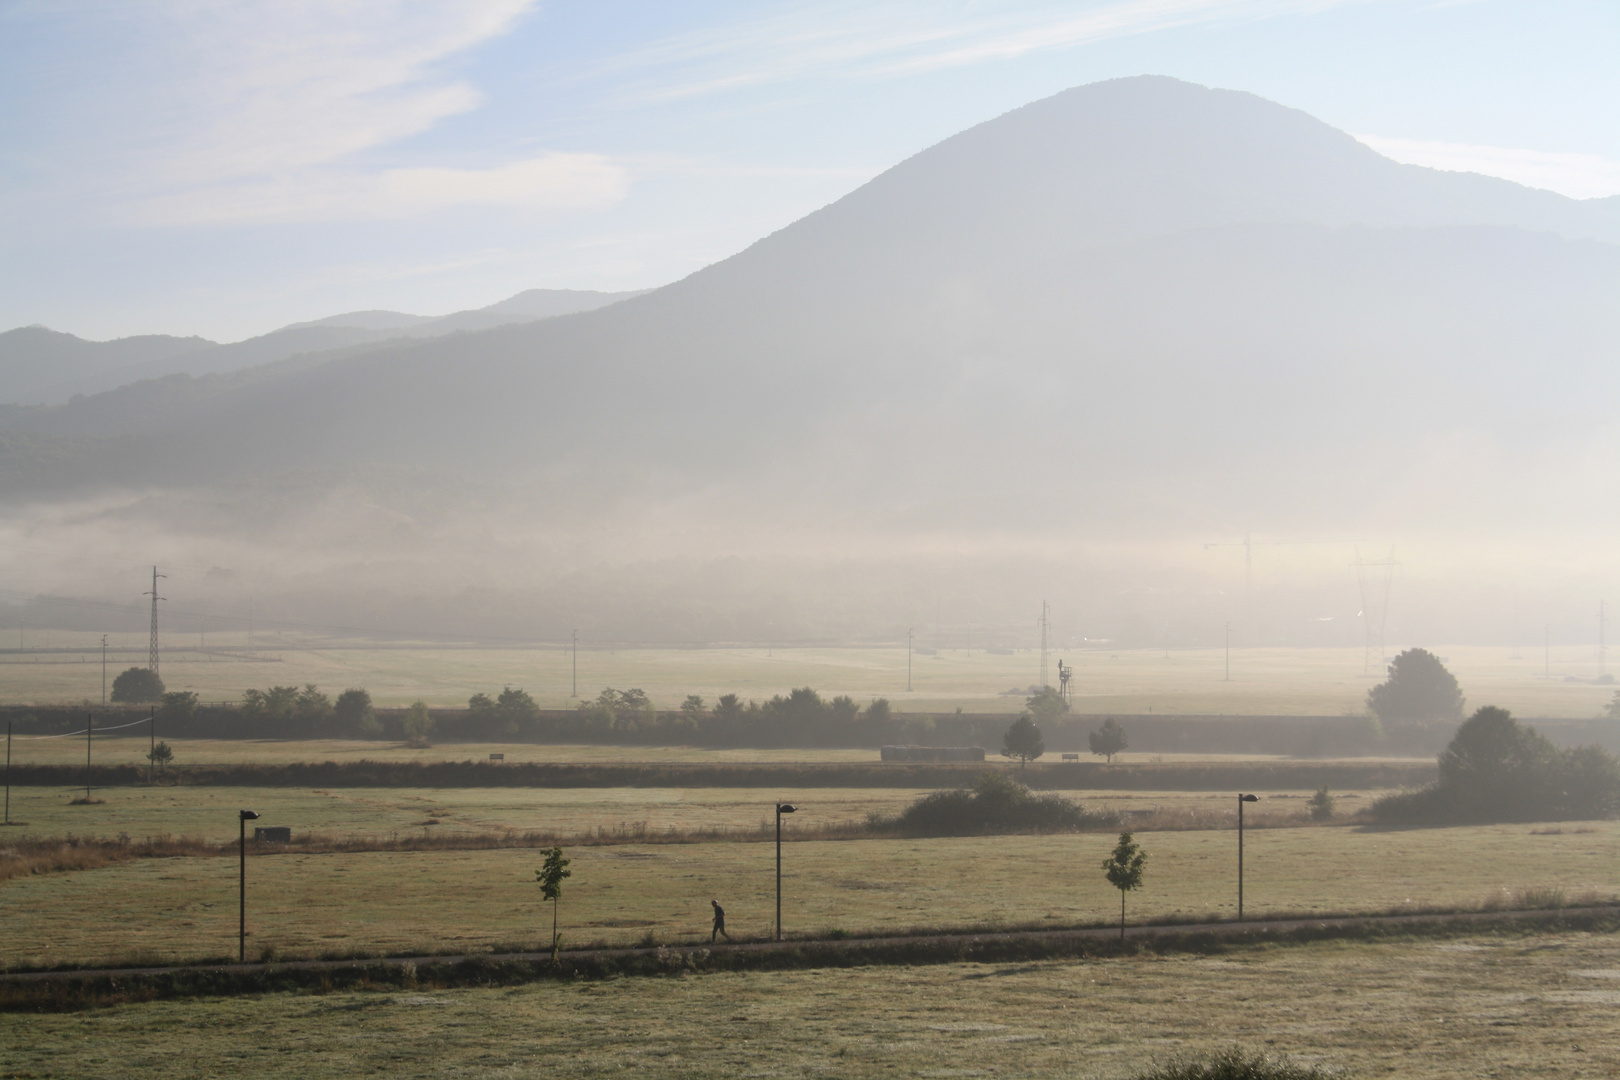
(0, 287, 649, 406)
(1, 75, 1615, 643)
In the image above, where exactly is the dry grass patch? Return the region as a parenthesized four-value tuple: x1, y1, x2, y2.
(6, 930, 1620, 1078)
(0, 785, 1378, 848)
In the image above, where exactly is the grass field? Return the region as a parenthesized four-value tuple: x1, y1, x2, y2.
(10, 738, 886, 768)
(3, 821, 1614, 970)
(6, 735, 1428, 769)
(6, 929, 1620, 1078)
(0, 781, 1382, 843)
(1, 636, 1612, 716)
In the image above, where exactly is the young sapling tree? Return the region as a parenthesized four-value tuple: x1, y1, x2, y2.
(1101, 831, 1148, 939)
(537, 846, 572, 961)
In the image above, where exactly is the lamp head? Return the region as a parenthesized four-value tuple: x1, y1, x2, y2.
(776, 803, 797, 814)
(240, 810, 261, 821)
(1239, 794, 1259, 803)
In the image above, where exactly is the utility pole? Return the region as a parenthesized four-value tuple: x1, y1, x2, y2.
(1038, 601, 1050, 689)
(775, 802, 797, 941)
(906, 627, 913, 693)
(5, 720, 11, 825)
(571, 629, 578, 698)
(144, 566, 166, 678)
(1224, 622, 1232, 682)
(100, 635, 107, 706)
(239, 810, 260, 962)
(1237, 794, 1259, 919)
(85, 712, 93, 802)
(149, 706, 157, 785)
(1545, 624, 1551, 677)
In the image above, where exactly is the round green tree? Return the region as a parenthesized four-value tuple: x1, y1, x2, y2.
(1089, 718, 1129, 764)
(1366, 648, 1464, 723)
(1001, 716, 1045, 769)
(110, 666, 165, 703)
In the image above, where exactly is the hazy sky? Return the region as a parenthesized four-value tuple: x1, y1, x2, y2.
(2, 0, 1615, 342)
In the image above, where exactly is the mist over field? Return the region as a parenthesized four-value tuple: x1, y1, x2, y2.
(4, 78, 1617, 648)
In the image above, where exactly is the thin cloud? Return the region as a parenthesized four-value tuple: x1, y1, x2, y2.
(598, 0, 1378, 102)
(144, 0, 538, 183)
(1356, 135, 1620, 200)
(11, 1, 551, 226)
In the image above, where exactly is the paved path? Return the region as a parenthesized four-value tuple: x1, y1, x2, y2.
(4, 904, 1608, 985)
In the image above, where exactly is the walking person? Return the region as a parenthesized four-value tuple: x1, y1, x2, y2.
(710, 899, 731, 943)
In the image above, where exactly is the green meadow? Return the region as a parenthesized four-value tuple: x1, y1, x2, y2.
(3, 820, 1615, 970)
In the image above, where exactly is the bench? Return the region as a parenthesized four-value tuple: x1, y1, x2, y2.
(1060, 753, 1080, 761)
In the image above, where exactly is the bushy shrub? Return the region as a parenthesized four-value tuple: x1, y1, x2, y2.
(882, 772, 1119, 836)
(157, 691, 197, 724)
(1371, 706, 1620, 824)
(147, 740, 174, 773)
(472, 686, 540, 736)
(335, 688, 379, 735)
(1133, 1048, 1337, 1080)
(577, 688, 656, 735)
(402, 701, 434, 748)
(242, 685, 299, 721)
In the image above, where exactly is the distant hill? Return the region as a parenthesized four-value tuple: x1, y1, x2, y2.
(0, 327, 216, 408)
(0, 288, 646, 405)
(1, 76, 1616, 644)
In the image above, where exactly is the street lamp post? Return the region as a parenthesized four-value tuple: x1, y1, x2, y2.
(775, 802, 797, 941)
(1237, 794, 1259, 920)
(239, 809, 260, 961)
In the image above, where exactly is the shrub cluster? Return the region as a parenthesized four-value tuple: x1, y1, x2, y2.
(877, 772, 1121, 836)
(1133, 1049, 1337, 1080)
(566, 686, 879, 747)
(1371, 706, 1620, 825)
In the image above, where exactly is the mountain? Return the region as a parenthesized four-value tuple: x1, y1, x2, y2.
(0, 288, 646, 405)
(0, 327, 216, 408)
(2, 76, 1616, 644)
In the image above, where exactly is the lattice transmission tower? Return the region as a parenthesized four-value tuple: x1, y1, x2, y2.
(1038, 601, 1050, 689)
(1353, 547, 1396, 677)
(144, 566, 166, 677)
